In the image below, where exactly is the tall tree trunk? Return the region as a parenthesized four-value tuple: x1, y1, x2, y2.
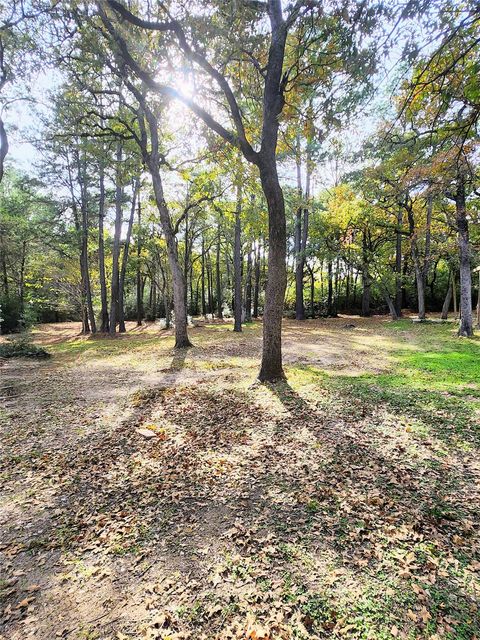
(201, 236, 207, 318)
(0, 115, 9, 186)
(18, 240, 26, 323)
(0, 231, 9, 296)
(245, 244, 252, 323)
(184, 207, 190, 314)
(294, 205, 305, 320)
(258, 163, 287, 381)
(78, 153, 96, 333)
(455, 170, 473, 336)
(139, 107, 191, 348)
(233, 179, 243, 332)
(294, 136, 305, 320)
(216, 220, 223, 319)
(395, 208, 403, 316)
(66, 153, 89, 334)
(136, 194, 143, 326)
(361, 231, 371, 317)
(149, 166, 190, 346)
(345, 263, 351, 312)
(441, 273, 452, 320)
(307, 264, 315, 318)
(118, 178, 139, 332)
(453, 274, 458, 319)
(207, 252, 213, 317)
(253, 241, 261, 318)
(98, 162, 109, 332)
(407, 202, 426, 320)
(327, 260, 334, 316)
(383, 287, 398, 320)
(109, 142, 123, 336)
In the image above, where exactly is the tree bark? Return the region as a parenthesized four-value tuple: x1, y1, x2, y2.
(258, 162, 286, 381)
(245, 244, 252, 323)
(383, 287, 399, 320)
(455, 170, 473, 336)
(294, 136, 305, 320)
(361, 231, 371, 317)
(98, 162, 109, 332)
(118, 177, 139, 332)
(233, 179, 243, 332)
(0, 234, 8, 295)
(395, 208, 402, 317)
(149, 165, 190, 347)
(139, 106, 191, 347)
(307, 264, 315, 318)
(78, 153, 96, 333)
(109, 142, 123, 336)
(441, 273, 452, 320)
(201, 236, 207, 318)
(0, 115, 9, 186)
(253, 241, 261, 318)
(327, 260, 335, 316)
(216, 219, 223, 319)
(406, 201, 426, 320)
(136, 194, 143, 326)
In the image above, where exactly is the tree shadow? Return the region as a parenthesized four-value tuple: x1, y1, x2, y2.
(1, 366, 479, 639)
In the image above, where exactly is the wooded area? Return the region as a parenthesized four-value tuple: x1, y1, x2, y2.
(1, 1, 480, 639)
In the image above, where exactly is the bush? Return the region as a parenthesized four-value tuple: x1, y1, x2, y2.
(0, 295, 23, 334)
(0, 334, 51, 359)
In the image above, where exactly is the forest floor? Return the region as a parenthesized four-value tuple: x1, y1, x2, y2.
(1, 316, 479, 640)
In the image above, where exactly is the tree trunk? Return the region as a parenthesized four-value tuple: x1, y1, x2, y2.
(66, 154, 89, 334)
(201, 236, 207, 318)
(407, 203, 426, 320)
(1, 231, 9, 296)
(184, 208, 189, 314)
(294, 204, 305, 320)
(136, 194, 143, 326)
(455, 170, 473, 336)
(245, 244, 252, 323)
(233, 179, 242, 332)
(98, 162, 109, 332)
(118, 178, 139, 332)
(149, 166, 191, 346)
(294, 135, 304, 320)
(18, 240, 26, 323)
(109, 143, 123, 336)
(138, 106, 191, 347)
(216, 220, 223, 319)
(78, 154, 96, 333)
(453, 274, 458, 319)
(207, 252, 213, 317)
(327, 260, 334, 316)
(307, 264, 315, 318)
(383, 287, 399, 320)
(395, 208, 402, 317)
(258, 163, 286, 381)
(361, 231, 371, 317)
(253, 241, 261, 318)
(361, 276, 371, 317)
(441, 273, 452, 320)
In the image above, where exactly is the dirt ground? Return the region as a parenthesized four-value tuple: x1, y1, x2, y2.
(1, 317, 479, 640)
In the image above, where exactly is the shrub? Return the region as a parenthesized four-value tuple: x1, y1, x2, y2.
(0, 334, 50, 359)
(0, 295, 23, 334)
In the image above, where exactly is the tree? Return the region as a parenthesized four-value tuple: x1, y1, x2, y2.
(98, 0, 387, 380)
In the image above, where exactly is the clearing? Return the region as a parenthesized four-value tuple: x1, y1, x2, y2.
(1, 317, 479, 640)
